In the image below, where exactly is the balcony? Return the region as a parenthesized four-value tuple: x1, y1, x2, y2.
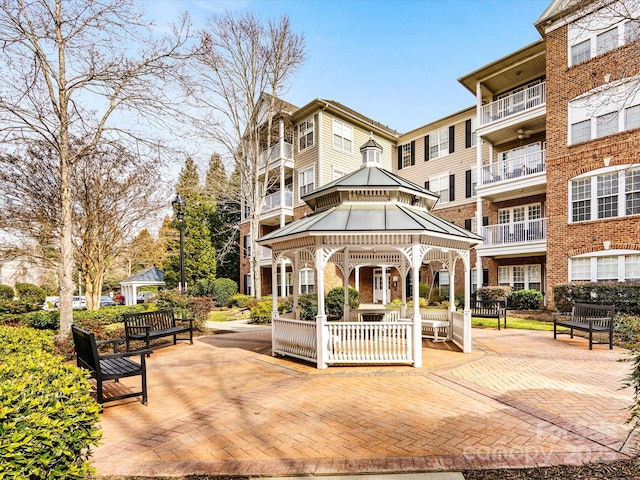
(258, 142, 294, 174)
(481, 82, 546, 126)
(476, 150, 546, 201)
(260, 189, 294, 225)
(477, 218, 547, 258)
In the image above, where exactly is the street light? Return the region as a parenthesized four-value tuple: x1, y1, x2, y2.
(172, 193, 187, 293)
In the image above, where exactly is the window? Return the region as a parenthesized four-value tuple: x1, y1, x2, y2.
(244, 274, 253, 296)
(465, 168, 477, 198)
(332, 119, 352, 153)
(596, 111, 619, 138)
(597, 173, 618, 218)
(569, 78, 640, 144)
(298, 117, 314, 151)
(465, 118, 477, 148)
(626, 168, 640, 215)
(401, 143, 413, 168)
(498, 265, 543, 291)
(276, 272, 293, 297)
(571, 120, 591, 144)
(298, 166, 315, 198)
(596, 27, 618, 55)
(438, 270, 450, 297)
(300, 268, 315, 294)
(570, 39, 591, 65)
(597, 256, 618, 281)
(429, 127, 449, 160)
(429, 174, 449, 205)
(570, 167, 640, 222)
(570, 251, 640, 282)
(625, 20, 640, 42)
(332, 167, 348, 180)
(243, 234, 252, 257)
(626, 104, 640, 130)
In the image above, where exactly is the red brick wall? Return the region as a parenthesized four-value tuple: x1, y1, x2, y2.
(545, 22, 640, 307)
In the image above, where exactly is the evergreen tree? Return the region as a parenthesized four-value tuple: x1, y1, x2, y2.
(164, 158, 217, 289)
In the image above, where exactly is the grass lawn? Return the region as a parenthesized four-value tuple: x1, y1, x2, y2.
(472, 313, 554, 331)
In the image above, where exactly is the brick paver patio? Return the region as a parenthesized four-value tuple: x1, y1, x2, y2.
(91, 327, 639, 477)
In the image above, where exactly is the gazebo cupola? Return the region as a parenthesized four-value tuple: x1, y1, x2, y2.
(360, 132, 382, 167)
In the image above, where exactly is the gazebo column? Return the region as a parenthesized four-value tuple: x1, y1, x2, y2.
(381, 266, 388, 305)
(399, 263, 408, 319)
(355, 266, 360, 291)
(448, 251, 455, 341)
(462, 251, 472, 353)
(315, 245, 329, 370)
(293, 251, 300, 319)
(343, 249, 351, 321)
(271, 257, 279, 320)
(411, 244, 422, 368)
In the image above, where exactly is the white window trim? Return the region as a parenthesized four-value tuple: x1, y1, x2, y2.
(298, 116, 314, 152)
(299, 268, 315, 294)
(332, 166, 348, 180)
(568, 164, 640, 222)
(429, 173, 450, 205)
(497, 264, 542, 291)
(568, 250, 640, 282)
(401, 143, 412, 168)
(332, 119, 353, 154)
(298, 166, 315, 199)
(429, 127, 449, 160)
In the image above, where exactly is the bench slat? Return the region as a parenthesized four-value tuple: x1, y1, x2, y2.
(124, 310, 194, 353)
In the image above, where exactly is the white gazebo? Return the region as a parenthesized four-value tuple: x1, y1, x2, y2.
(258, 137, 483, 369)
(119, 266, 165, 306)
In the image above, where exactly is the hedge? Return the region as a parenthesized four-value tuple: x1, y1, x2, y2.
(211, 278, 238, 307)
(0, 326, 102, 478)
(0, 284, 14, 300)
(553, 282, 640, 314)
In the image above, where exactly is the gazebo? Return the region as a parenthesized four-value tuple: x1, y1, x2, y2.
(119, 266, 165, 306)
(258, 137, 483, 369)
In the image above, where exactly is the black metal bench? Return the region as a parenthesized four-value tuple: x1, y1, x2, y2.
(471, 300, 507, 330)
(124, 310, 193, 353)
(553, 303, 615, 350)
(72, 325, 151, 405)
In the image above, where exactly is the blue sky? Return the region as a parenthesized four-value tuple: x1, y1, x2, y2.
(145, 0, 550, 134)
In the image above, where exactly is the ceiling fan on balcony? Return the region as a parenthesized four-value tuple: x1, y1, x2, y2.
(517, 128, 534, 140)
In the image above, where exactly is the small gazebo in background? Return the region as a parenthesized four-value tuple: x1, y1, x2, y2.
(119, 266, 165, 306)
(258, 136, 483, 369)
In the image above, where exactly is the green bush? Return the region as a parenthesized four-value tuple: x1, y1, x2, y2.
(298, 293, 318, 321)
(614, 314, 640, 344)
(21, 309, 60, 330)
(228, 293, 253, 308)
(553, 282, 640, 314)
(15, 282, 46, 305)
(211, 278, 238, 307)
(429, 286, 448, 304)
(187, 278, 214, 297)
(0, 283, 14, 300)
(0, 326, 102, 478)
(419, 282, 430, 299)
(0, 299, 38, 315)
(325, 287, 360, 320)
(250, 299, 273, 324)
(622, 343, 640, 439)
(477, 286, 512, 301)
(511, 289, 544, 310)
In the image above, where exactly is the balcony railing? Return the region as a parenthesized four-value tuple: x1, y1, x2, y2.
(481, 150, 546, 185)
(481, 218, 546, 246)
(481, 82, 546, 125)
(259, 246, 272, 261)
(262, 189, 293, 213)
(258, 142, 293, 167)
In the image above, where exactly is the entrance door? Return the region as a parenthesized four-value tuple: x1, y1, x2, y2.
(373, 269, 391, 304)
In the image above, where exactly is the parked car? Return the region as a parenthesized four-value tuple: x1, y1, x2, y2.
(136, 291, 155, 304)
(100, 296, 117, 307)
(72, 296, 87, 309)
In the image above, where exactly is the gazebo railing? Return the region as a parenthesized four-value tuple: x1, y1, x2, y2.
(272, 318, 317, 363)
(326, 321, 413, 364)
(450, 311, 465, 347)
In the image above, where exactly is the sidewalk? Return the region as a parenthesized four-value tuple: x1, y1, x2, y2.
(91, 327, 639, 478)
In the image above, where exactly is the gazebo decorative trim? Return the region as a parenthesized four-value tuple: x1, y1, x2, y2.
(258, 136, 482, 369)
(119, 266, 165, 306)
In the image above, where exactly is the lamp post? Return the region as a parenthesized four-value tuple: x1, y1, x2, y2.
(172, 194, 187, 293)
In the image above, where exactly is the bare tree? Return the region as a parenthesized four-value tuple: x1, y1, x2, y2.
(0, 0, 196, 336)
(192, 13, 305, 297)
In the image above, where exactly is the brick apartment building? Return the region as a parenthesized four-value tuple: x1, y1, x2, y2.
(240, 0, 640, 307)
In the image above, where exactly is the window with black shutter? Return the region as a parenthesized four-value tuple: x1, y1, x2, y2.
(448, 125, 455, 154)
(424, 136, 429, 162)
(465, 119, 472, 148)
(397, 146, 402, 170)
(465, 169, 472, 198)
(449, 174, 455, 201)
(464, 218, 472, 230)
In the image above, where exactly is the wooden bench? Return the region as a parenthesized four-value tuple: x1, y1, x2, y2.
(471, 300, 507, 330)
(420, 309, 450, 342)
(124, 310, 194, 353)
(553, 303, 615, 350)
(72, 325, 151, 405)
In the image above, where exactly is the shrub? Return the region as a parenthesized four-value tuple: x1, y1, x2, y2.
(614, 314, 640, 344)
(553, 282, 640, 315)
(0, 326, 102, 478)
(325, 287, 360, 320)
(211, 278, 238, 307)
(21, 309, 60, 330)
(187, 278, 213, 297)
(0, 299, 38, 315)
(298, 293, 318, 321)
(228, 294, 253, 308)
(511, 289, 544, 310)
(477, 286, 512, 301)
(622, 343, 640, 440)
(429, 286, 448, 304)
(419, 282, 430, 299)
(249, 299, 273, 324)
(15, 282, 47, 305)
(0, 283, 14, 300)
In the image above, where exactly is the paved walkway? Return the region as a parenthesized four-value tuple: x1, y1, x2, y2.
(91, 325, 639, 478)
